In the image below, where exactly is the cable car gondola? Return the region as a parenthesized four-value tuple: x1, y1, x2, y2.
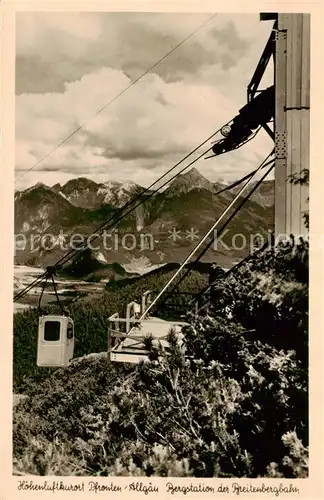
(36, 266, 75, 367)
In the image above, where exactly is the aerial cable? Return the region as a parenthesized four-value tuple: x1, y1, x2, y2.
(160, 156, 275, 306)
(14, 112, 271, 301)
(191, 157, 275, 265)
(16, 13, 217, 182)
(14, 126, 270, 303)
(42, 104, 258, 271)
(163, 154, 275, 303)
(14, 137, 216, 302)
(14, 271, 48, 303)
(192, 168, 274, 311)
(212, 161, 272, 197)
(53, 148, 216, 269)
(196, 235, 274, 313)
(160, 154, 275, 308)
(213, 170, 259, 196)
(14, 134, 272, 303)
(191, 163, 276, 309)
(14, 121, 229, 302)
(47, 131, 229, 271)
(138, 150, 275, 320)
(53, 120, 268, 271)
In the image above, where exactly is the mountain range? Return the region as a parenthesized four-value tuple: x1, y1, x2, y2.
(15, 168, 274, 273)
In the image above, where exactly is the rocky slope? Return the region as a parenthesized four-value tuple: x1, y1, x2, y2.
(52, 177, 143, 209)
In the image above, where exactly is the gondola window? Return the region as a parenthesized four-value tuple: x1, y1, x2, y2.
(44, 321, 61, 341)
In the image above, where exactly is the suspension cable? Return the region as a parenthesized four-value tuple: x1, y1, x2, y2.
(192, 163, 276, 310)
(48, 118, 265, 271)
(49, 135, 223, 270)
(212, 157, 274, 197)
(14, 123, 229, 302)
(192, 159, 275, 274)
(196, 236, 274, 313)
(161, 153, 275, 303)
(14, 123, 272, 302)
(139, 150, 275, 320)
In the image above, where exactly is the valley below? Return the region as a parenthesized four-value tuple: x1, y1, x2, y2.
(14, 265, 103, 312)
(13, 259, 169, 313)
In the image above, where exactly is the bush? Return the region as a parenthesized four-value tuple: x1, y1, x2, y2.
(207, 237, 308, 361)
(13, 322, 308, 476)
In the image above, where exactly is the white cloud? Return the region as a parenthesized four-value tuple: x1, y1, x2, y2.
(16, 12, 272, 93)
(15, 13, 274, 190)
(16, 13, 102, 57)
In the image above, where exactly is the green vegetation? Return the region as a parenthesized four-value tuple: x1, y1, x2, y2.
(13, 238, 308, 477)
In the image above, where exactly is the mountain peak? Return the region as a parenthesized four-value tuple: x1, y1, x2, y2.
(182, 167, 208, 182)
(98, 179, 140, 207)
(56, 177, 103, 209)
(61, 177, 100, 192)
(166, 167, 214, 196)
(20, 182, 53, 196)
(15, 182, 71, 211)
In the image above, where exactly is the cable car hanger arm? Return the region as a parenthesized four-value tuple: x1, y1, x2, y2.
(37, 266, 66, 316)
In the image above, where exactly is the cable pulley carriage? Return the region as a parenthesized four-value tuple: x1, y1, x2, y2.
(205, 85, 274, 159)
(36, 266, 75, 367)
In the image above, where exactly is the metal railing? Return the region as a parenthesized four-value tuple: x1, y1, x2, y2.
(107, 289, 195, 361)
(107, 316, 188, 361)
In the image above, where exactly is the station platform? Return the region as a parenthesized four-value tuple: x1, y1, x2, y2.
(110, 316, 188, 363)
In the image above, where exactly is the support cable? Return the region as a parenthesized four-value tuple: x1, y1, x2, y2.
(192, 163, 276, 311)
(213, 157, 274, 197)
(14, 116, 273, 302)
(49, 134, 223, 270)
(160, 152, 275, 307)
(42, 125, 269, 272)
(14, 123, 228, 302)
(139, 150, 275, 320)
(196, 236, 273, 313)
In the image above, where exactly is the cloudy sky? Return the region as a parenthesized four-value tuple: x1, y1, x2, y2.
(15, 12, 274, 191)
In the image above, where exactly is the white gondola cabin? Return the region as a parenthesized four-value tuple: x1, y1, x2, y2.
(37, 315, 75, 367)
